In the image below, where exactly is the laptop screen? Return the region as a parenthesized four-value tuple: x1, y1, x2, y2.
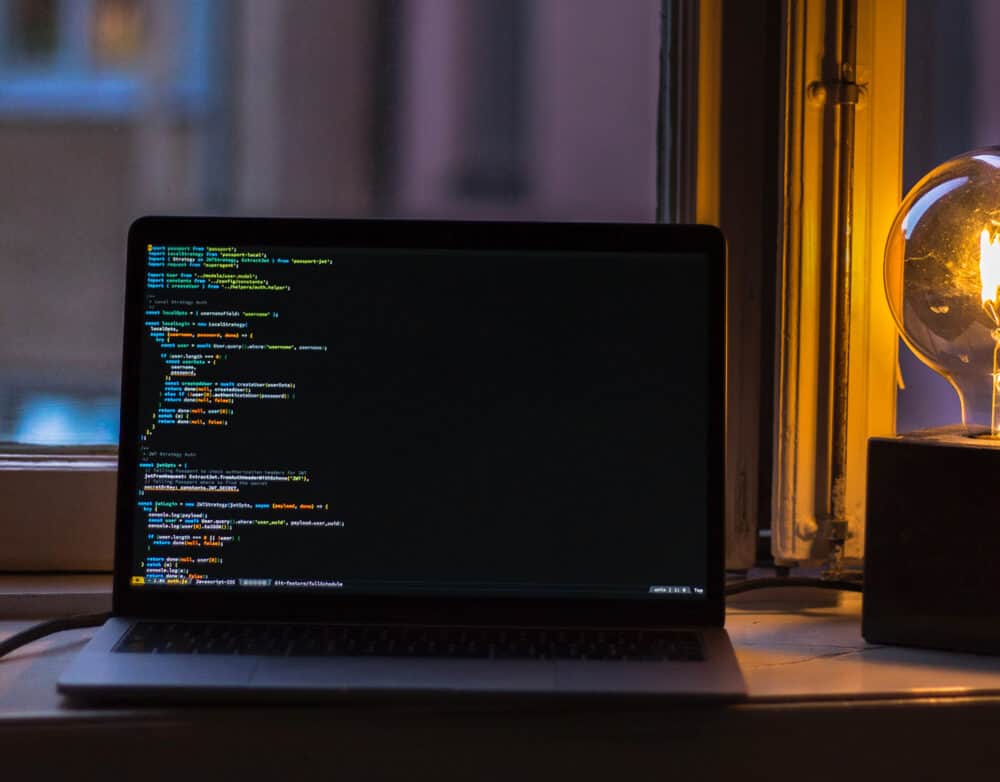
(127, 241, 711, 601)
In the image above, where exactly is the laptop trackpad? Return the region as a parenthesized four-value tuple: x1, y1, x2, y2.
(252, 658, 556, 693)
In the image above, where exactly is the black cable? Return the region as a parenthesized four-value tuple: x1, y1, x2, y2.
(0, 611, 110, 660)
(0, 580, 862, 657)
(0, 577, 861, 656)
(726, 577, 862, 595)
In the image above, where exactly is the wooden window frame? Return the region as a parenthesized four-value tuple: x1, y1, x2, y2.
(677, 0, 905, 568)
(770, 0, 905, 565)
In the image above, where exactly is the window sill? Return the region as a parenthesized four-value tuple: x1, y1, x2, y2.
(0, 455, 116, 571)
(0, 575, 111, 619)
(2, 592, 1000, 781)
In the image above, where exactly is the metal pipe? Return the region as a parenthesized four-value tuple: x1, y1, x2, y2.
(826, 0, 858, 577)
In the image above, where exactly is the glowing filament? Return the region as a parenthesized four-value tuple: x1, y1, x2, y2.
(980, 229, 1000, 318)
(980, 228, 1000, 436)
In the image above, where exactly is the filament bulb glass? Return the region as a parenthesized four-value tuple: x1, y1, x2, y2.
(884, 147, 1000, 438)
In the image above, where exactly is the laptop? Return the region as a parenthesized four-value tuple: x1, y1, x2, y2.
(59, 217, 745, 701)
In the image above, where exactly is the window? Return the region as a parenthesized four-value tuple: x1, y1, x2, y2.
(9, 0, 901, 575)
(894, 0, 1000, 432)
(1, 0, 678, 569)
(770, 0, 906, 567)
(0, 0, 210, 117)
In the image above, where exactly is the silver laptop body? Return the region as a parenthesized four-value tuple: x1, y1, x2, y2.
(59, 217, 745, 702)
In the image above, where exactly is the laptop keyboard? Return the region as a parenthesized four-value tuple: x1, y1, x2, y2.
(114, 622, 704, 661)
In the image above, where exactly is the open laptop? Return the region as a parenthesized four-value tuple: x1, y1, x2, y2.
(59, 217, 745, 701)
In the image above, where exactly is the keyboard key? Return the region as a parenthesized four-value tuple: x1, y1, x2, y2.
(115, 622, 703, 662)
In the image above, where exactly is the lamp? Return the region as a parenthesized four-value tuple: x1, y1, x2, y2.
(863, 147, 1000, 653)
(884, 147, 1000, 437)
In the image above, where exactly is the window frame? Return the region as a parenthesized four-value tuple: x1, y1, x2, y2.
(684, 0, 784, 569)
(0, 447, 116, 571)
(0, 0, 910, 573)
(770, 0, 905, 565)
(666, 0, 906, 569)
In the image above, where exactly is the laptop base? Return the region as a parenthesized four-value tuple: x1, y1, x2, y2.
(59, 618, 746, 702)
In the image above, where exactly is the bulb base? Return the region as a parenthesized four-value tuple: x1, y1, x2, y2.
(864, 433, 1000, 654)
(897, 423, 1000, 447)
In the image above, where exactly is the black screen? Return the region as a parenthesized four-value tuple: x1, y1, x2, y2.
(129, 244, 710, 600)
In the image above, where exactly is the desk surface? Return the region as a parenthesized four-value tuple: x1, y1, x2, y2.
(5, 588, 1000, 713)
(5, 589, 1000, 778)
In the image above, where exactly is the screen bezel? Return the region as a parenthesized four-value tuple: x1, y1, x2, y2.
(113, 216, 727, 628)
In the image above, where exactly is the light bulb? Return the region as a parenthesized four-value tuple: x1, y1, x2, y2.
(884, 147, 1000, 438)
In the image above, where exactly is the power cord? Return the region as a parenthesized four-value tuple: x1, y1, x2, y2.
(0, 611, 110, 660)
(726, 576, 862, 595)
(0, 575, 863, 658)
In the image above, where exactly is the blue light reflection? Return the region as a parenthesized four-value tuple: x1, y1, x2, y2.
(11, 394, 119, 445)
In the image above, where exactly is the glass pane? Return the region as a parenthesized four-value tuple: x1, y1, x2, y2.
(898, 0, 997, 432)
(0, 0, 665, 445)
(4, 0, 59, 65)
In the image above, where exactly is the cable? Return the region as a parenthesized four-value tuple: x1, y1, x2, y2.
(0, 578, 861, 656)
(726, 577, 862, 596)
(0, 580, 862, 657)
(0, 611, 110, 660)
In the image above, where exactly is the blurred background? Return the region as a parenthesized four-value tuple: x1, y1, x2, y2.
(0, 0, 662, 444)
(4, 0, 986, 445)
(898, 0, 1000, 432)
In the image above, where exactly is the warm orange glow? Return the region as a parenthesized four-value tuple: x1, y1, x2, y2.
(980, 228, 1000, 437)
(980, 229, 1000, 317)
